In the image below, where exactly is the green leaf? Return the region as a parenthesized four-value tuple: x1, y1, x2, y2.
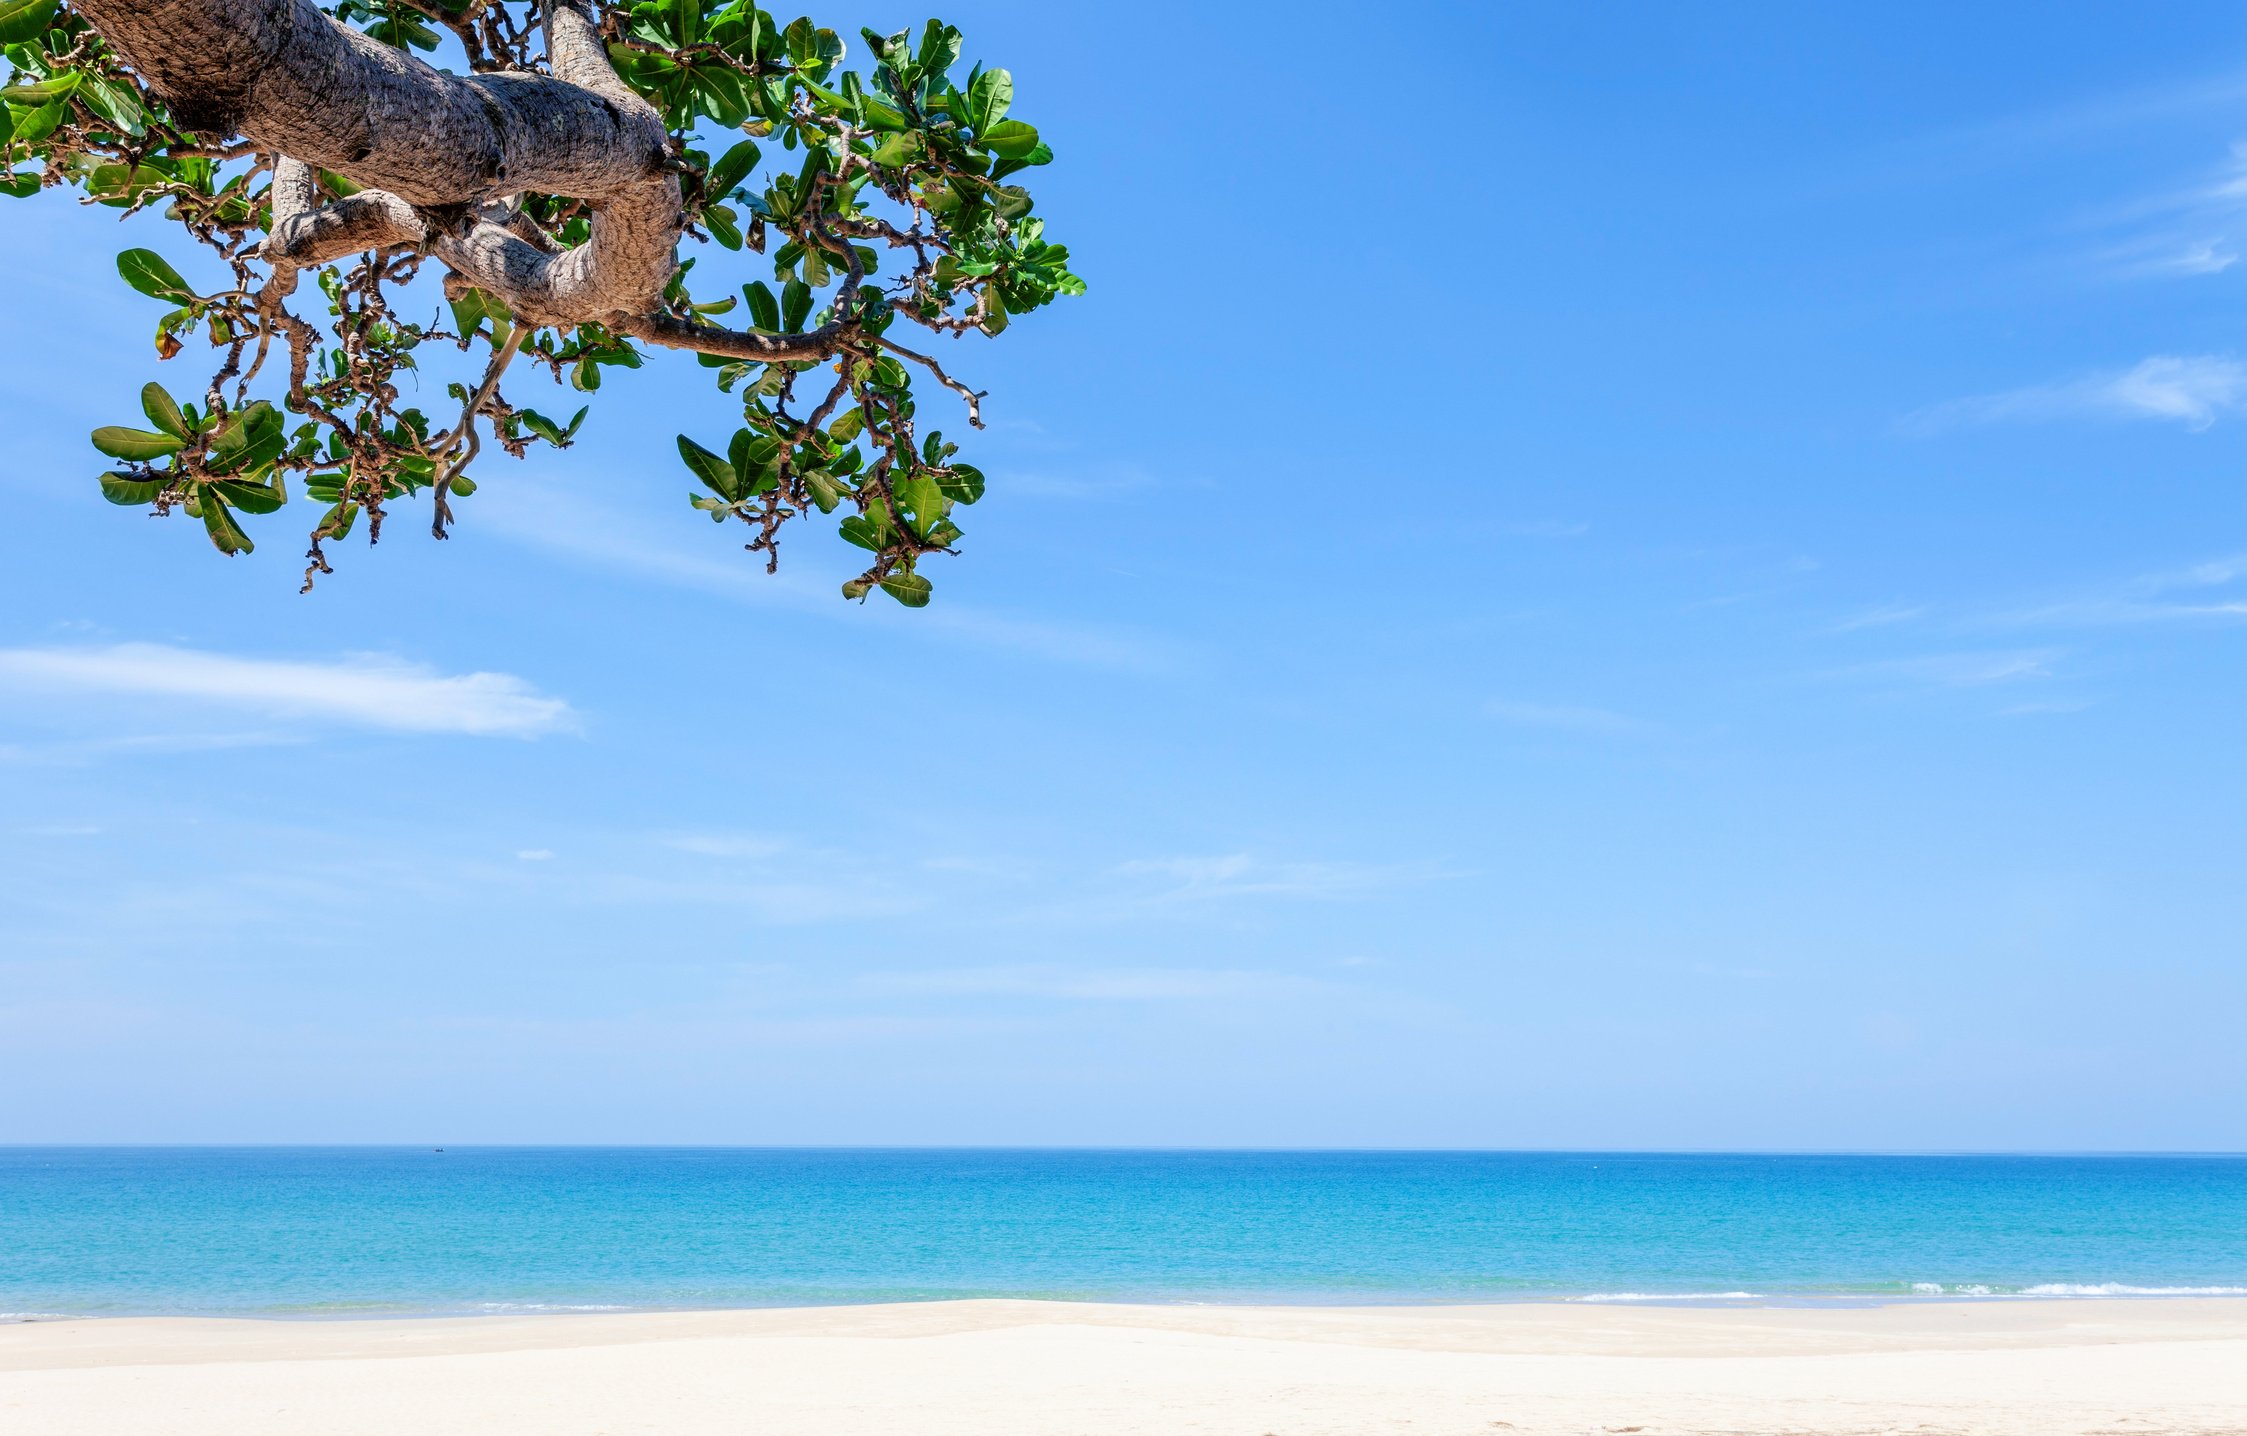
(990, 141, 1053, 181)
(1, 72, 78, 107)
(939, 462, 986, 505)
(705, 136, 760, 198)
(704, 203, 742, 250)
(0, 0, 59, 46)
(97, 471, 165, 507)
(781, 277, 812, 333)
(211, 478, 285, 514)
(837, 514, 883, 551)
(78, 75, 145, 137)
(90, 425, 183, 460)
(743, 279, 780, 330)
(692, 65, 750, 127)
(915, 19, 961, 78)
(979, 119, 1041, 160)
(968, 67, 1013, 132)
(140, 383, 190, 439)
(677, 434, 741, 499)
(519, 409, 567, 446)
(448, 288, 488, 338)
(897, 473, 946, 531)
(199, 494, 253, 555)
(783, 16, 818, 66)
(881, 571, 933, 607)
(116, 249, 198, 305)
(10, 97, 66, 145)
(828, 407, 866, 442)
(870, 130, 924, 167)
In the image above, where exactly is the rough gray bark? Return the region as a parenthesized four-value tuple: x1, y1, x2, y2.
(71, 0, 744, 332)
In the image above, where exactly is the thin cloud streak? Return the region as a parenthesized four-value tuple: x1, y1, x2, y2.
(1986, 551, 2247, 628)
(1905, 355, 2247, 433)
(1113, 852, 1444, 903)
(2075, 139, 2247, 283)
(488, 481, 1180, 673)
(0, 644, 574, 737)
(1826, 649, 2063, 688)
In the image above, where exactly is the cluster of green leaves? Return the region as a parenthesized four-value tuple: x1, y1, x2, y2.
(4, 3, 165, 196)
(3, 1, 1082, 602)
(622, 8, 1083, 601)
(94, 382, 287, 554)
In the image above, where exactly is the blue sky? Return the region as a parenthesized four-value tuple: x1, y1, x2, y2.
(3, 1, 2245, 1148)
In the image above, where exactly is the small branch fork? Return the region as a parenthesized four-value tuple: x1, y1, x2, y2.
(431, 322, 527, 538)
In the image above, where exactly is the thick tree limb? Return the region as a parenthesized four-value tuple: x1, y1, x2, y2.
(620, 311, 851, 361)
(77, 0, 680, 322)
(263, 185, 421, 269)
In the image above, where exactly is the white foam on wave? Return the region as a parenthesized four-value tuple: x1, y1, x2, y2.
(1911, 1283, 1994, 1296)
(472, 1302, 635, 1314)
(2019, 1284, 2247, 1297)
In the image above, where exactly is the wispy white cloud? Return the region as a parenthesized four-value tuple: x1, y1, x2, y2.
(486, 481, 1179, 673)
(1827, 648, 2063, 688)
(0, 644, 574, 737)
(1906, 355, 2247, 433)
(1897, 69, 2247, 172)
(1988, 551, 2247, 627)
(1484, 699, 1650, 736)
(1114, 852, 1435, 903)
(2116, 238, 2238, 278)
(2073, 139, 2247, 282)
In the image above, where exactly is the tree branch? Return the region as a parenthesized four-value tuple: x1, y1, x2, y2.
(76, 0, 681, 321)
(618, 311, 856, 362)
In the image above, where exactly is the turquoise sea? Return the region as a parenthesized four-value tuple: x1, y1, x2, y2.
(2, 1150, 2243, 1318)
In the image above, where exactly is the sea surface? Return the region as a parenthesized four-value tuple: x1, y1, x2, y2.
(2, 1149, 2243, 1318)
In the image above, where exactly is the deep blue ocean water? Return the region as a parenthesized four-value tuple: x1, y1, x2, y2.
(2, 1149, 2243, 1318)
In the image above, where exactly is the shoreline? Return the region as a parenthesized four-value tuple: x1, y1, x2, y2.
(5, 1297, 2245, 1434)
(7, 1284, 2247, 1325)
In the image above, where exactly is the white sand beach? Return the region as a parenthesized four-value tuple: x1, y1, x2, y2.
(3, 1297, 2244, 1436)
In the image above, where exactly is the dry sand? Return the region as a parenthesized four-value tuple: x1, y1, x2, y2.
(4, 1297, 2245, 1436)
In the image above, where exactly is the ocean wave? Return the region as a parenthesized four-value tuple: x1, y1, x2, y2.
(471, 1302, 635, 1314)
(2019, 1283, 2247, 1297)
